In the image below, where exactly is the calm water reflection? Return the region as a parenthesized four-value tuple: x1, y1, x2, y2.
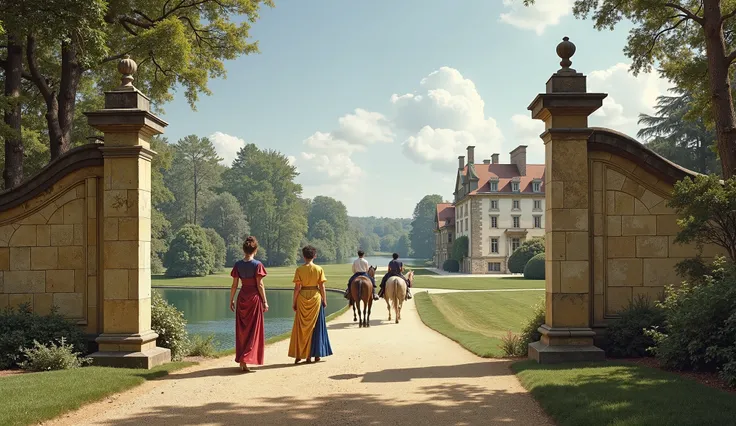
(156, 288, 344, 351)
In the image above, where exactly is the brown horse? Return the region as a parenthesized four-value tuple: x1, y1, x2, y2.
(350, 266, 376, 328)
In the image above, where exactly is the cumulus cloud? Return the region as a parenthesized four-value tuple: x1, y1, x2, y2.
(499, 0, 573, 35)
(508, 114, 545, 164)
(588, 63, 673, 139)
(290, 108, 390, 194)
(392, 67, 504, 170)
(209, 131, 246, 166)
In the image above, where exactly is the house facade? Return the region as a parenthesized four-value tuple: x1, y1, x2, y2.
(433, 203, 455, 268)
(435, 145, 546, 274)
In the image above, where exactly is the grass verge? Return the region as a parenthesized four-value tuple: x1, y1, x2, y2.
(512, 360, 736, 425)
(1, 362, 194, 426)
(414, 291, 542, 357)
(412, 276, 544, 290)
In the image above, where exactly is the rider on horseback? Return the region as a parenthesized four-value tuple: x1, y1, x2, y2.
(344, 250, 378, 304)
(379, 253, 412, 300)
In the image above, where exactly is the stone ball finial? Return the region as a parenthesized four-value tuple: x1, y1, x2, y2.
(117, 54, 137, 88)
(556, 36, 576, 70)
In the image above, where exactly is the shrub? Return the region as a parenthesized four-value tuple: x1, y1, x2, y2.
(499, 331, 526, 357)
(151, 291, 190, 361)
(520, 301, 545, 348)
(606, 295, 666, 358)
(226, 243, 242, 267)
(188, 335, 217, 358)
(523, 253, 545, 280)
(648, 259, 736, 386)
(508, 237, 545, 274)
(442, 259, 460, 272)
(0, 304, 86, 369)
(19, 338, 91, 371)
(451, 236, 469, 261)
(204, 228, 227, 273)
(164, 224, 214, 277)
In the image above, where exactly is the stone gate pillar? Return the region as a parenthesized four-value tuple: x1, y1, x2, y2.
(527, 38, 607, 363)
(85, 56, 171, 368)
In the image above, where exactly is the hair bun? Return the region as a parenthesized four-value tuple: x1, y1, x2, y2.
(243, 236, 259, 254)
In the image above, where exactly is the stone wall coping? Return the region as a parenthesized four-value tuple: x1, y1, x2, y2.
(0, 143, 103, 211)
(84, 109, 169, 135)
(588, 127, 700, 184)
(100, 145, 157, 161)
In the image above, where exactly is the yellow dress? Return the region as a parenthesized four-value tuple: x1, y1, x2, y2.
(288, 263, 327, 359)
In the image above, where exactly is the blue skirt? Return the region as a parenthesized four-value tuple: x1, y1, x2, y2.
(309, 304, 333, 358)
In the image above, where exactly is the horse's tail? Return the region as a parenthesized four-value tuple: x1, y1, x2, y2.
(391, 278, 400, 311)
(357, 278, 363, 309)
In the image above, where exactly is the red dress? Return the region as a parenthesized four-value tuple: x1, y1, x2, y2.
(231, 259, 267, 365)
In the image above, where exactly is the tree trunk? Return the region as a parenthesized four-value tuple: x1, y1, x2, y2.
(26, 34, 65, 160)
(703, 0, 736, 179)
(56, 41, 81, 157)
(3, 33, 24, 189)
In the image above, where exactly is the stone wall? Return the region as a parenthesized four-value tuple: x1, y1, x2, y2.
(588, 129, 725, 328)
(0, 145, 103, 335)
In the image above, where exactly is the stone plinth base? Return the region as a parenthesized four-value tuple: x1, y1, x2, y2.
(90, 346, 171, 369)
(528, 341, 605, 364)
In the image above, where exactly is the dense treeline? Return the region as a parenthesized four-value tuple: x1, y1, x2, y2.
(151, 135, 429, 273)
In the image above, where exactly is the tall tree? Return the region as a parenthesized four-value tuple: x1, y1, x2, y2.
(394, 234, 411, 258)
(524, 0, 736, 178)
(222, 144, 307, 266)
(167, 135, 222, 225)
(150, 136, 174, 273)
(638, 88, 721, 175)
(308, 196, 352, 260)
(409, 194, 443, 259)
(201, 192, 249, 246)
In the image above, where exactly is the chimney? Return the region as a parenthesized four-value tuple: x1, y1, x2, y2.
(483, 159, 491, 164)
(510, 145, 527, 176)
(467, 145, 475, 164)
(458, 155, 465, 169)
(491, 153, 499, 164)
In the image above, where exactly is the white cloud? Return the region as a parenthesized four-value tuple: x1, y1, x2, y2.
(392, 67, 504, 169)
(588, 63, 673, 139)
(209, 131, 246, 166)
(499, 0, 573, 35)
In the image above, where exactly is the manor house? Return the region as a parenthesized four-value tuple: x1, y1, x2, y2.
(434, 145, 545, 274)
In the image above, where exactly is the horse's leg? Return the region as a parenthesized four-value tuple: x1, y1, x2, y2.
(356, 300, 362, 328)
(352, 303, 357, 322)
(386, 283, 392, 321)
(366, 297, 372, 328)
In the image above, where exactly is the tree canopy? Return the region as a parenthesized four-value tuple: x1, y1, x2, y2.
(409, 194, 444, 259)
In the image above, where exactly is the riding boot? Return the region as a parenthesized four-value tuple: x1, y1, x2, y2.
(372, 288, 379, 301)
(344, 288, 350, 300)
(378, 287, 385, 298)
(406, 288, 413, 300)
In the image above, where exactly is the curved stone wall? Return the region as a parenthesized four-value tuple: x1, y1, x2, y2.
(0, 144, 104, 335)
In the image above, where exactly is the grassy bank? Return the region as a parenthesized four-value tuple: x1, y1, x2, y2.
(512, 360, 736, 425)
(412, 276, 543, 290)
(415, 291, 542, 357)
(1, 362, 193, 426)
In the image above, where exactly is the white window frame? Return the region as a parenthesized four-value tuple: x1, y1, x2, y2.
(512, 200, 520, 210)
(490, 215, 498, 229)
(491, 237, 499, 254)
(533, 200, 542, 211)
(512, 237, 521, 252)
(490, 199, 499, 211)
(512, 215, 520, 229)
(512, 182, 520, 192)
(533, 215, 542, 228)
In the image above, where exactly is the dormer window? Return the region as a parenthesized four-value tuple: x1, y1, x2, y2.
(511, 177, 521, 193)
(489, 178, 499, 192)
(532, 179, 542, 193)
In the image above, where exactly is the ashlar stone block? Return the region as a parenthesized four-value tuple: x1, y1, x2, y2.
(50, 224, 74, 246)
(560, 261, 589, 293)
(10, 247, 30, 270)
(642, 258, 683, 287)
(548, 209, 588, 232)
(635, 236, 668, 258)
(63, 199, 85, 225)
(547, 232, 566, 261)
(607, 191, 634, 215)
(607, 287, 632, 315)
(54, 293, 84, 318)
(656, 215, 680, 236)
(33, 293, 54, 315)
(0, 248, 9, 270)
(5, 271, 45, 293)
(104, 241, 141, 269)
(565, 232, 588, 261)
(9, 293, 33, 308)
(104, 269, 130, 300)
(548, 293, 589, 328)
(607, 258, 643, 287)
(607, 236, 635, 258)
(605, 169, 625, 191)
(9, 225, 37, 246)
(59, 246, 85, 269)
(621, 216, 657, 236)
(30, 247, 58, 270)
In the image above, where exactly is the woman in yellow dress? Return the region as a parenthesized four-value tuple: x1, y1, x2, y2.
(288, 245, 333, 364)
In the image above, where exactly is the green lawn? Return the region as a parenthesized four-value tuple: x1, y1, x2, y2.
(412, 276, 544, 290)
(152, 263, 543, 291)
(513, 360, 736, 426)
(414, 291, 543, 357)
(1, 362, 193, 426)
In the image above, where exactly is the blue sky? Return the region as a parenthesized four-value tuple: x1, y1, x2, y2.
(159, 0, 671, 218)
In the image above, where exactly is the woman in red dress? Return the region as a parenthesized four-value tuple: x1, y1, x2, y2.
(229, 236, 269, 372)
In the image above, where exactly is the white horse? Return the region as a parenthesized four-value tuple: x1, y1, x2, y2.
(385, 270, 414, 323)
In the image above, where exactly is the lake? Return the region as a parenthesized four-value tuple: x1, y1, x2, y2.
(156, 288, 345, 351)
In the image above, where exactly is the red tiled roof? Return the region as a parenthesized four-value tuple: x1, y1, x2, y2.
(462, 164, 545, 194)
(436, 203, 455, 229)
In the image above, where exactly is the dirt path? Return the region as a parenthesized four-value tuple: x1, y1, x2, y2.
(48, 299, 551, 426)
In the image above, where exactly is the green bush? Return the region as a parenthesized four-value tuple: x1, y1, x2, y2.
(520, 301, 545, 348)
(226, 243, 242, 267)
(523, 253, 545, 280)
(499, 331, 526, 357)
(647, 259, 736, 386)
(451, 236, 469, 261)
(0, 304, 86, 369)
(19, 338, 91, 371)
(151, 291, 190, 361)
(163, 224, 214, 277)
(606, 295, 666, 358)
(188, 335, 217, 358)
(203, 228, 226, 273)
(442, 259, 460, 272)
(508, 237, 545, 274)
